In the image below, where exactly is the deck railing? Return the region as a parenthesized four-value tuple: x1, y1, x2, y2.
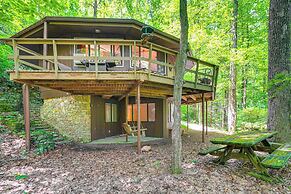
(4, 38, 218, 90)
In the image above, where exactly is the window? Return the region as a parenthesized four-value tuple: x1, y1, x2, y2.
(127, 103, 155, 122)
(105, 103, 111, 122)
(148, 103, 156, 122)
(152, 50, 167, 75)
(105, 103, 118, 123)
(140, 103, 148, 121)
(99, 44, 131, 67)
(74, 44, 131, 67)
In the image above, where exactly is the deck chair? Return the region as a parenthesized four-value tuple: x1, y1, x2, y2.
(122, 123, 147, 142)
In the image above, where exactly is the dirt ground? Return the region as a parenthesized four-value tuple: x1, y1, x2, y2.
(0, 128, 290, 194)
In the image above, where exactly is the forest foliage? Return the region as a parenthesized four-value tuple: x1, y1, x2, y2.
(0, 0, 271, 130)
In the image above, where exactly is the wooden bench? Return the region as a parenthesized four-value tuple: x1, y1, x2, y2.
(261, 144, 291, 169)
(198, 145, 227, 156)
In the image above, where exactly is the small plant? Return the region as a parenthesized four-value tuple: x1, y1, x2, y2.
(31, 129, 61, 155)
(153, 160, 161, 168)
(191, 159, 198, 164)
(170, 166, 182, 174)
(15, 173, 29, 180)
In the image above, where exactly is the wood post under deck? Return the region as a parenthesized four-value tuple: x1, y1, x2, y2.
(201, 93, 205, 143)
(186, 103, 189, 132)
(206, 100, 208, 135)
(22, 84, 31, 150)
(137, 83, 141, 154)
(125, 95, 129, 142)
(43, 21, 47, 68)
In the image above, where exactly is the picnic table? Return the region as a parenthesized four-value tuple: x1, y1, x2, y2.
(199, 132, 291, 176)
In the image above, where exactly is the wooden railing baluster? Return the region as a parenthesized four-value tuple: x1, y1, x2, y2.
(133, 41, 136, 77)
(94, 41, 98, 78)
(194, 62, 199, 88)
(12, 39, 19, 77)
(52, 40, 58, 77)
(148, 43, 152, 79)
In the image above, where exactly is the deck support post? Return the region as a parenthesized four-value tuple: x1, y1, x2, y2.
(137, 83, 141, 154)
(43, 21, 47, 69)
(206, 100, 208, 135)
(125, 95, 129, 142)
(201, 93, 205, 143)
(186, 103, 189, 132)
(22, 84, 31, 151)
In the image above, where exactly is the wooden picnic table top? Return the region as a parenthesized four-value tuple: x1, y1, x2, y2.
(210, 131, 278, 147)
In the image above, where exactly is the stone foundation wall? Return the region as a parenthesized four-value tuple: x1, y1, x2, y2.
(40, 95, 91, 143)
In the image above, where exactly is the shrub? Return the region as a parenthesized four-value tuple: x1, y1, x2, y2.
(0, 112, 24, 132)
(238, 108, 267, 131)
(18, 129, 64, 155)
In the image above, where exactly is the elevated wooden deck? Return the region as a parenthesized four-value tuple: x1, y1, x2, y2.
(3, 38, 218, 102)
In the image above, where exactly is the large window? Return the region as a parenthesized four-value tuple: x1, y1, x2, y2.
(74, 44, 131, 67)
(105, 103, 118, 122)
(127, 103, 155, 122)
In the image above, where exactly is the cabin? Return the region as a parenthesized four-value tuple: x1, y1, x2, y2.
(1, 17, 218, 151)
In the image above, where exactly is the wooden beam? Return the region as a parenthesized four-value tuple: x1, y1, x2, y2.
(201, 93, 205, 143)
(118, 81, 141, 101)
(94, 41, 98, 78)
(23, 26, 44, 38)
(125, 95, 129, 124)
(206, 100, 208, 135)
(22, 84, 30, 150)
(102, 95, 112, 99)
(53, 40, 58, 76)
(187, 103, 189, 132)
(19, 60, 44, 70)
(43, 21, 47, 68)
(181, 96, 188, 102)
(12, 39, 19, 77)
(137, 83, 141, 154)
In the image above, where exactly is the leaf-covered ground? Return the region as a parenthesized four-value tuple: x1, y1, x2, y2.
(0, 128, 290, 194)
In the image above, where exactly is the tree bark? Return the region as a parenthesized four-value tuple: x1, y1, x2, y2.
(228, 0, 238, 133)
(268, 0, 291, 142)
(93, 0, 98, 17)
(172, 0, 188, 173)
(223, 91, 228, 129)
(241, 66, 247, 109)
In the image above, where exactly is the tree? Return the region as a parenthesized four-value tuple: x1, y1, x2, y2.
(268, 0, 291, 142)
(171, 0, 188, 173)
(228, 0, 238, 133)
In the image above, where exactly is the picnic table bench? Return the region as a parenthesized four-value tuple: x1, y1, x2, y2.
(199, 132, 291, 176)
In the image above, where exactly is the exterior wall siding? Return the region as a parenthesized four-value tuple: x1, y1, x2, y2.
(40, 95, 91, 142)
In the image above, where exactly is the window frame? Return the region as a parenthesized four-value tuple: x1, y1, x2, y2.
(105, 102, 118, 123)
(127, 102, 156, 122)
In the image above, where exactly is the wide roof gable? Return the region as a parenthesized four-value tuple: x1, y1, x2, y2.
(11, 16, 180, 43)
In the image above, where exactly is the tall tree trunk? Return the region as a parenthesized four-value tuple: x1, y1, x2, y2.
(223, 91, 228, 129)
(228, 0, 238, 133)
(241, 66, 247, 109)
(268, 0, 291, 142)
(241, 23, 249, 109)
(172, 0, 188, 173)
(93, 0, 98, 17)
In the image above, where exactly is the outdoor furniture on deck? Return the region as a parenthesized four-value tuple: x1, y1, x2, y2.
(122, 123, 147, 142)
(74, 60, 117, 71)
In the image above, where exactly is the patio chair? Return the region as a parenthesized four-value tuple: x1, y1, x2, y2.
(122, 123, 147, 142)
